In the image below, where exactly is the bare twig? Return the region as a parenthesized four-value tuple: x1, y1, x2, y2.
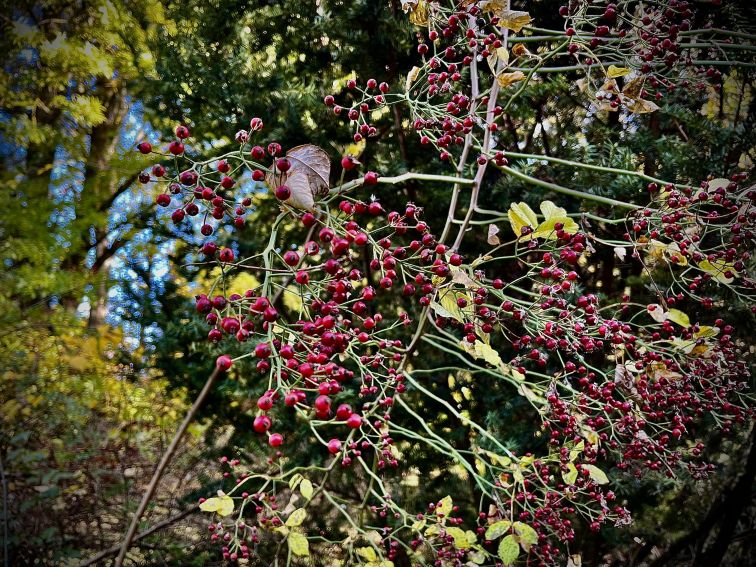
(80, 507, 197, 566)
(113, 367, 221, 567)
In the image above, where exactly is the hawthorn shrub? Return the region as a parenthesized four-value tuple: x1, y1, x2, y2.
(136, 0, 754, 565)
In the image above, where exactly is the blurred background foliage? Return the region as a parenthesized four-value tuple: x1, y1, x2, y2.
(0, 0, 754, 565)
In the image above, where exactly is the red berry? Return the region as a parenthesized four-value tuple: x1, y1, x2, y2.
(168, 141, 184, 155)
(341, 156, 357, 170)
(268, 433, 283, 447)
(327, 438, 342, 454)
(364, 171, 379, 185)
(253, 415, 271, 433)
(219, 248, 235, 263)
(216, 355, 233, 371)
(175, 125, 190, 139)
(137, 141, 152, 154)
(275, 185, 291, 200)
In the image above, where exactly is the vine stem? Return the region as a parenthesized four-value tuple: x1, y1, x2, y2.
(499, 164, 643, 209)
(329, 171, 474, 195)
(113, 366, 221, 567)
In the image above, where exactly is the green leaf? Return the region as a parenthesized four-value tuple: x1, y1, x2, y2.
(485, 520, 512, 540)
(583, 464, 610, 485)
(498, 534, 520, 565)
(288, 531, 309, 556)
(513, 522, 538, 550)
(286, 507, 307, 527)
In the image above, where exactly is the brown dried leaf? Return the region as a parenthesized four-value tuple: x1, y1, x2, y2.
(497, 71, 525, 88)
(405, 66, 421, 92)
(401, 0, 429, 26)
(487, 224, 501, 245)
(621, 76, 646, 99)
(266, 144, 331, 211)
(625, 98, 659, 114)
(496, 10, 533, 33)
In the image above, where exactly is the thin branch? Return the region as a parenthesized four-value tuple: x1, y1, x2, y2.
(80, 507, 197, 567)
(113, 366, 221, 567)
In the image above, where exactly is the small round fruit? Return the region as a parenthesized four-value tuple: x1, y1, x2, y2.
(268, 433, 283, 447)
(275, 185, 291, 200)
(137, 141, 152, 154)
(216, 355, 233, 371)
(327, 438, 342, 454)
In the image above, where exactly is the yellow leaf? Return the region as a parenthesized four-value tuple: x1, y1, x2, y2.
(622, 76, 646, 98)
(606, 65, 631, 78)
(698, 259, 736, 284)
(507, 202, 538, 236)
(288, 531, 309, 556)
(582, 464, 609, 484)
(532, 217, 579, 240)
(199, 492, 234, 517)
(488, 46, 509, 75)
(286, 508, 307, 527)
(497, 71, 525, 88)
(666, 308, 690, 328)
(436, 495, 453, 516)
(512, 521, 538, 550)
(357, 547, 378, 562)
(446, 526, 472, 549)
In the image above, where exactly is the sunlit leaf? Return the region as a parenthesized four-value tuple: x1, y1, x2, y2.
(606, 65, 631, 78)
(582, 464, 610, 485)
(485, 520, 512, 540)
(286, 507, 307, 527)
(288, 532, 309, 556)
(563, 462, 578, 485)
(507, 202, 538, 236)
(666, 308, 690, 328)
(498, 534, 520, 564)
(199, 491, 234, 517)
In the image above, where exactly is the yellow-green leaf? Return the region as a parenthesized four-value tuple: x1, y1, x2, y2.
(666, 309, 690, 328)
(513, 522, 538, 550)
(437, 495, 453, 517)
(507, 202, 538, 236)
(199, 491, 235, 517)
(498, 534, 520, 565)
(698, 259, 736, 284)
(288, 531, 309, 556)
(446, 526, 473, 549)
(532, 217, 580, 240)
(299, 478, 314, 500)
(582, 464, 609, 485)
(286, 508, 307, 527)
(357, 546, 378, 562)
(485, 520, 512, 540)
(607, 65, 631, 78)
(563, 463, 578, 485)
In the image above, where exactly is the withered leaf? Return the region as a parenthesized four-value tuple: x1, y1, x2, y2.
(266, 144, 331, 211)
(625, 98, 659, 114)
(487, 224, 501, 245)
(497, 71, 525, 88)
